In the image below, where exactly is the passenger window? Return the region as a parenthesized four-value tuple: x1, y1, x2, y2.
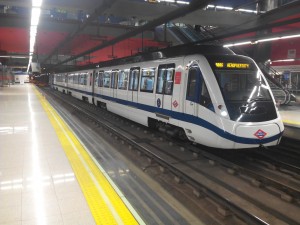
(84, 73, 87, 85)
(103, 71, 111, 88)
(111, 70, 118, 89)
(80, 73, 87, 85)
(118, 69, 129, 90)
(156, 64, 175, 95)
(129, 67, 140, 91)
(94, 73, 99, 87)
(68, 74, 73, 84)
(79, 74, 83, 85)
(73, 73, 79, 84)
(98, 71, 103, 87)
(164, 66, 174, 95)
(140, 68, 155, 93)
(156, 69, 164, 94)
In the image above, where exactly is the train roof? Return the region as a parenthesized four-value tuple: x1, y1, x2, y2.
(60, 44, 235, 72)
(97, 44, 234, 67)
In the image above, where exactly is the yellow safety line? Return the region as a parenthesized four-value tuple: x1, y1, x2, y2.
(283, 119, 300, 127)
(33, 87, 141, 225)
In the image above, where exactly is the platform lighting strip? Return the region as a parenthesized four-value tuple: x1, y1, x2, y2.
(270, 58, 299, 63)
(223, 34, 300, 48)
(207, 4, 258, 14)
(146, 1, 258, 13)
(145, 0, 189, 4)
(27, 0, 43, 72)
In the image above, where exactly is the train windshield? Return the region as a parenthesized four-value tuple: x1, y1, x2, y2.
(207, 55, 277, 122)
(216, 70, 272, 103)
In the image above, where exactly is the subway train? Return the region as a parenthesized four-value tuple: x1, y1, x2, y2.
(51, 45, 284, 149)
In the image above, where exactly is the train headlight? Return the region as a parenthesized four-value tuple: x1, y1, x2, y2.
(218, 105, 228, 117)
(221, 111, 228, 117)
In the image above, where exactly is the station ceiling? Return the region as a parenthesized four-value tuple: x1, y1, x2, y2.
(0, 0, 299, 72)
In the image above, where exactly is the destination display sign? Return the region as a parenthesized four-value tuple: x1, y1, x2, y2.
(215, 62, 250, 69)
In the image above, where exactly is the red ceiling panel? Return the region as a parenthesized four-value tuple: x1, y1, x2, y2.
(0, 27, 28, 53)
(36, 30, 68, 54)
(0, 25, 167, 67)
(77, 38, 168, 65)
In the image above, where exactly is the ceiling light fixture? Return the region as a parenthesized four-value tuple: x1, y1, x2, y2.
(177, 1, 189, 4)
(27, 0, 43, 73)
(223, 33, 300, 48)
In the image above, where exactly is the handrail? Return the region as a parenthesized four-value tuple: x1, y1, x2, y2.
(259, 63, 291, 105)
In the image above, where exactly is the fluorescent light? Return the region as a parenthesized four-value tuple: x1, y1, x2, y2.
(257, 37, 280, 43)
(31, 8, 41, 26)
(32, 0, 43, 7)
(223, 41, 252, 48)
(207, 4, 259, 14)
(30, 26, 37, 37)
(281, 34, 300, 39)
(223, 33, 300, 48)
(236, 8, 257, 14)
(28, 0, 43, 72)
(177, 1, 189, 4)
(272, 59, 295, 62)
(0, 55, 28, 59)
(216, 6, 233, 10)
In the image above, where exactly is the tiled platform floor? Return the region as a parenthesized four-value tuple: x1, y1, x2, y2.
(0, 84, 95, 225)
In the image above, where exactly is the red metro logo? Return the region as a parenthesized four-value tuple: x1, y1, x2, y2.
(254, 129, 267, 139)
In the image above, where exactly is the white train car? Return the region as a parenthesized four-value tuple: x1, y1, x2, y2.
(53, 73, 68, 93)
(52, 45, 284, 149)
(66, 70, 94, 103)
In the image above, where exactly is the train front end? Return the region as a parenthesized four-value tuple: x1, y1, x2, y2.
(207, 55, 284, 149)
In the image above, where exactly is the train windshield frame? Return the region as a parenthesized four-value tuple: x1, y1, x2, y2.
(207, 55, 277, 122)
(215, 69, 272, 103)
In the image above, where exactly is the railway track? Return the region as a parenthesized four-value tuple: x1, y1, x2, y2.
(40, 87, 300, 225)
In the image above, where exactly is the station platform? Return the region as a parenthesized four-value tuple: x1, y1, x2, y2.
(0, 84, 143, 225)
(278, 100, 300, 140)
(279, 103, 300, 128)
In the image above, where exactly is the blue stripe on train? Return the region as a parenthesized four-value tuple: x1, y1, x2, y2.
(54, 84, 282, 145)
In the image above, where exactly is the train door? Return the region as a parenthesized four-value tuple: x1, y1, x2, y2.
(155, 64, 175, 110)
(185, 63, 202, 116)
(90, 71, 95, 104)
(65, 73, 68, 89)
(127, 67, 140, 103)
(111, 70, 118, 98)
(103, 71, 111, 98)
(97, 71, 104, 97)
